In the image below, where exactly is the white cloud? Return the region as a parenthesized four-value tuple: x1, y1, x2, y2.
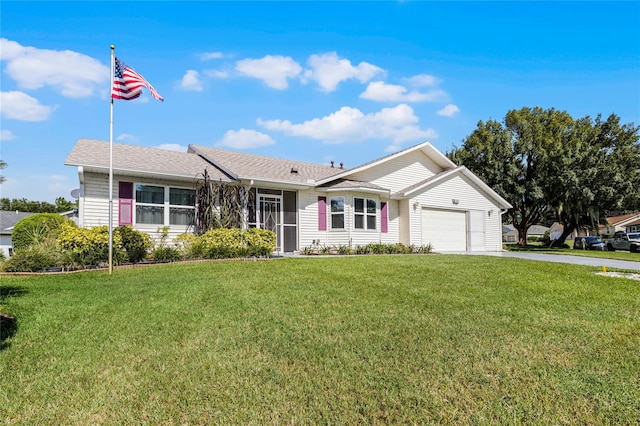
(437, 104, 460, 117)
(204, 69, 229, 79)
(0, 91, 56, 121)
(156, 143, 187, 152)
(0, 130, 16, 141)
(179, 70, 203, 91)
(235, 55, 302, 89)
(360, 81, 447, 103)
(405, 74, 441, 87)
(259, 104, 436, 144)
(200, 51, 224, 60)
(0, 38, 109, 98)
(216, 129, 276, 149)
(116, 133, 137, 142)
(303, 52, 383, 92)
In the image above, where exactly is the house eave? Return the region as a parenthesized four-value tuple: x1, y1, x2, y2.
(317, 187, 391, 196)
(237, 177, 315, 190)
(66, 164, 229, 184)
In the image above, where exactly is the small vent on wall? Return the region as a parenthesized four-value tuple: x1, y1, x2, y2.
(452, 199, 460, 205)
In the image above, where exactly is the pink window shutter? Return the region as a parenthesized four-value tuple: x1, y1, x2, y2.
(381, 202, 388, 233)
(118, 181, 133, 226)
(318, 196, 327, 231)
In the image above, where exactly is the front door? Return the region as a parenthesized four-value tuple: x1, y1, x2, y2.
(259, 195, 282, 252)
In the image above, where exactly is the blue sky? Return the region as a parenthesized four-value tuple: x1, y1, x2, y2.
(1, 1, 639, 202)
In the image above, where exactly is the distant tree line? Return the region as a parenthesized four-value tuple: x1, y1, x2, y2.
(448, 107, 640, 246)
(1, 197, 77, 213)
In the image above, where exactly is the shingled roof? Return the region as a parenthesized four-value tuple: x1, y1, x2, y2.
(0, 211, 35, 235)
(65, 139, 231, 182)
(189, 144, 343, 184)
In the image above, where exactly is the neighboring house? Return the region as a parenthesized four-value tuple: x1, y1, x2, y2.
(59, 209, 79, 224)
(502, 224, 518, 243)
(502, 224, 549, 242)
(600, 213, 640, 235)
(624, 218, 640, 233)
(65, 138, 513, 253)
(0, 211, 35, 257)
(549, 222, 582, 241)
(526, 225, 549, 240)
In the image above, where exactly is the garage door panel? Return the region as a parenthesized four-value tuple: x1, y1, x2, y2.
(422, 209, 466, 252)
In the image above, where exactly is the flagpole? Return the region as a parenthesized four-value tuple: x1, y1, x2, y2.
(108, 45, 115, 274)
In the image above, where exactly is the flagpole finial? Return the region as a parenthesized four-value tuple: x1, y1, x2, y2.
(110, 45, 115, 50)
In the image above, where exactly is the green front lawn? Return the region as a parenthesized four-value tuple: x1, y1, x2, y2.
(1, 256, 638, 424)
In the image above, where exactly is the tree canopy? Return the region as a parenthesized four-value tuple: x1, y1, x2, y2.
(448, 107, 640, 245)
(1, 197, 77, 213)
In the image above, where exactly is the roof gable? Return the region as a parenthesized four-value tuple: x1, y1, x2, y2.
(315, 141, 456, 186)
(606, 213, 640, 226)
(392, 166, 512, 209)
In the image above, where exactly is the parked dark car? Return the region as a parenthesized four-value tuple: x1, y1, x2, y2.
(573, 236, 606, 251)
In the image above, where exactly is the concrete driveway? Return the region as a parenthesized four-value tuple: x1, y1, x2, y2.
(459, 251, 640, 271)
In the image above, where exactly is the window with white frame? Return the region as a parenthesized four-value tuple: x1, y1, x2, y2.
(135, 184, 195, 226)
(330, 197, 345, 229)
(354, 197, 376, 230)
(169, 188, 196, 225)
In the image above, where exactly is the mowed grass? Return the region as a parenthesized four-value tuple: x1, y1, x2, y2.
(505, 244, 640, 262)
(1, 255, 639, 424)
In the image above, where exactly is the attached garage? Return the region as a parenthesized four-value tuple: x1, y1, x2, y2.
(422, 208, 467, 252)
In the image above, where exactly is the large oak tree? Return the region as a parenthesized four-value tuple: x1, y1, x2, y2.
(448, 107, 639, 246)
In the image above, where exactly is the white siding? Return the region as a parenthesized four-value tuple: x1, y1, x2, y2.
(398, 199, 411, 246)
(298, 189, 400, 250)
(80, 172, 196, 244)
(1, 235, 12, 258)
(349, 151, 444, 194)
(380, 199, 399, 245)
(408, 173, 504, 251)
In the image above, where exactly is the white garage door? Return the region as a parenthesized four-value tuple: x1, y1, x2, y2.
(422, 208, 467, 252)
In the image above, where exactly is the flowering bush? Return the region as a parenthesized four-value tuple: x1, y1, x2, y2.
(56, 224, 126, 267)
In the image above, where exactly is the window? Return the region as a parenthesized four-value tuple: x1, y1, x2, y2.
(354, 197, 376, 230)
(330, 197, 344, 229)
(136, 185, 164, 224)
(169, 188, 196, 225)
(135, 184, 195, 226)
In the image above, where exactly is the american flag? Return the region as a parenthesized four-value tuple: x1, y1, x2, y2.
(112, 57, 164, 101)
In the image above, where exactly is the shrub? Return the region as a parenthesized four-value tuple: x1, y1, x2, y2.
(151, 246, 182, 263)
(199, 228, 245, 258)
(12, 213, 72, 250)
(2, 240, 65, 272)
(0, 250, 5, 262)
(174, 233, 204, 259)
(243, 228, 276, 257)
(115, 226, 152, 263)
(56, 224, 126, 267)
